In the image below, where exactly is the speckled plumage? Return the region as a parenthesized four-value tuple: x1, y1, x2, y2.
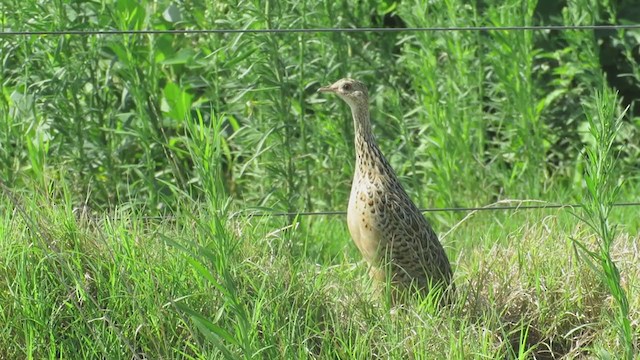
(318, 78, 453, 298)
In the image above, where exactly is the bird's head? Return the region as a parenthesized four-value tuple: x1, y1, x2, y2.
(318, 78, 368, 108)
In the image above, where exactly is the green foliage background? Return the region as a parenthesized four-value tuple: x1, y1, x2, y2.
(3, 0, 639, 215)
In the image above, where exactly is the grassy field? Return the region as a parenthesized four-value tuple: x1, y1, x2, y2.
(1, 0, 639, 358)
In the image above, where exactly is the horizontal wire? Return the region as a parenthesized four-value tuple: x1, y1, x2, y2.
(232, 201, 640, 218)
(86, 201, 640, 221)
(2, 24, 640, 37)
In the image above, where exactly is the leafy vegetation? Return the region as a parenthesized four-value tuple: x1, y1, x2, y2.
(1, 0, 638, 358)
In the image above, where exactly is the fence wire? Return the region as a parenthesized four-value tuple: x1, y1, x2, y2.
(2, 24, 640, 37)
(65, 201, 640, 221)
(234, 201, 640, 218)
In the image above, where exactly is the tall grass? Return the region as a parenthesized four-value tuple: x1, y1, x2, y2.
(6, 0, 639, 213)
(573, 88, 635, 359)
(399, 0, 486, 213)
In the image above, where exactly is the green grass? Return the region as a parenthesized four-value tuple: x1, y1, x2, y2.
(1, 183, 638, 358)
(1, 0, 639, 358)
(572, 87, 634, 359)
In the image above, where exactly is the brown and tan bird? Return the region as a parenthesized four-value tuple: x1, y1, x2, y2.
(318, 78, 454, 301)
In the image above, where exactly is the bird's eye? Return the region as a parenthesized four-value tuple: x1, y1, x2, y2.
(342, 83, 352, 91)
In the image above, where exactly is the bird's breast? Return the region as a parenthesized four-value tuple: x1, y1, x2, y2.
(347, 174, 386, 264)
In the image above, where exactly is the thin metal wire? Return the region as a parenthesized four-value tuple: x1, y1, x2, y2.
(232, 201, 640, 218)
(105, 201, 640, 220)
(2, 24, 640, 37)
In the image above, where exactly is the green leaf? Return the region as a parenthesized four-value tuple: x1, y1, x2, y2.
(163, 82, 193, 121)
(175, 303, 240, 360)
(163, 4, 182, 23)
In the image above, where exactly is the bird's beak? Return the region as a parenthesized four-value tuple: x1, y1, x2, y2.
(317, 85, 336, 93)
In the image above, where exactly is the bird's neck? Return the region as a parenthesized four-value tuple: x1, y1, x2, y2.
(352, 104, 374, 148)
(351, 105, 389, 173)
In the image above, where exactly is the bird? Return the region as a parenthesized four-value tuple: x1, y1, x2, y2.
(318, 78, 454, 302)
